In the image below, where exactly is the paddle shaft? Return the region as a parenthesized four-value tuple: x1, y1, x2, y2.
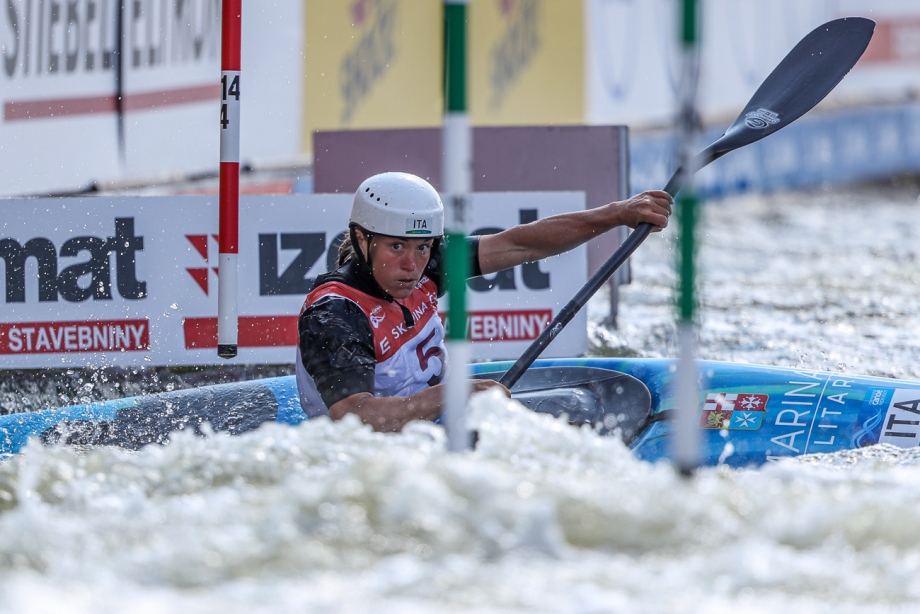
(498, 185, 675, 389)
(498, 17, 875, 389)
(497, 222, 653, 388)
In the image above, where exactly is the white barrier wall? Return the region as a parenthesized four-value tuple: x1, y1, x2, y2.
(0, 0, 302, 196)
(0, 192, 587, 367)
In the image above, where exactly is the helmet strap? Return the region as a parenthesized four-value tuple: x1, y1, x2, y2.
(348, 224, 394, 302)
(350, 224, 374, 268)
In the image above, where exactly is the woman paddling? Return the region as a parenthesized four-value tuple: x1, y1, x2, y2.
(296, 172, 672, 431)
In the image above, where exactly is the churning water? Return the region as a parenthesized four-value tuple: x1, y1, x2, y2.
(2, 184, 920, 613)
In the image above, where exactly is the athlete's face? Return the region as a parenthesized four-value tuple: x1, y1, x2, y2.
(360, 234, 435, 299)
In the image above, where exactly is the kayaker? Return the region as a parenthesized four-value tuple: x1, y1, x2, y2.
(296, 171, 672, 431)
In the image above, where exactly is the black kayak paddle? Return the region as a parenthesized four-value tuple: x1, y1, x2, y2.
(499, 17, 876, 389)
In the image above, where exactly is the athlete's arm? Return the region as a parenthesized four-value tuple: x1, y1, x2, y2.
(329, 379, 508, 432)
(298, 297, 377, 407)
(476, 190, 673, 275)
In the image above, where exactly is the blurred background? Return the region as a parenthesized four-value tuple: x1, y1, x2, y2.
(1, 0, 917, 199)
(1, 0, 919, 391)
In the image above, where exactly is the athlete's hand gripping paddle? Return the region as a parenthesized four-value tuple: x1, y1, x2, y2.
(499, 17, 876, 389)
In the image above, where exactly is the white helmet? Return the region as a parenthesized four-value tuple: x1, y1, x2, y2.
(350, 172, 444, 238)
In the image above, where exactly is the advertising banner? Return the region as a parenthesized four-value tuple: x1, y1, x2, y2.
(3, 0, 918, 199)
(0, 192, 586, 368)
(0, 0, 301, 197)
(0, 0, 123, 195)
(119, 0, 222, 180)
(469, 0, 584, 126)
(301, 0, 443, 153)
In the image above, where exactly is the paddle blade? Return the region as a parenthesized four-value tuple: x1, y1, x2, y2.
(710, 17, 875, 161)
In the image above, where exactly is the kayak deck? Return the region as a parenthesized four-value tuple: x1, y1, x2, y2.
(4, 357, 920, 466)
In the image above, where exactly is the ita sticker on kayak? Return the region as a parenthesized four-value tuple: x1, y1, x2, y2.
(853, 388, 920, 448)
(699, 393, 769, 430)
(878, 389, 920, 446)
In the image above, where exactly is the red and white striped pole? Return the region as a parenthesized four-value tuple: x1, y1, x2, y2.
(218, 0, 241, 359)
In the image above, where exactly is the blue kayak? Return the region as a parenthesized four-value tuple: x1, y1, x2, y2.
(2, 358, 918, 466)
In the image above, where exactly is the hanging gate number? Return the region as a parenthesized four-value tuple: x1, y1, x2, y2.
(220, 73, 241, 130)
(220, 71, 241, 162)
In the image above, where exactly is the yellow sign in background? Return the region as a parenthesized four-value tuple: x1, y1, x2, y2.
(302, 0, 585, 155)
(302, 0, 443, 154)
(470, 0, 584, 126)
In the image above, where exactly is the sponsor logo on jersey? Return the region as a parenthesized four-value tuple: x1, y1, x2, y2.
(369, 306, 385, 328)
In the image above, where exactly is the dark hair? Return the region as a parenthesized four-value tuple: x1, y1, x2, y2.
(337, 233, 357, 267)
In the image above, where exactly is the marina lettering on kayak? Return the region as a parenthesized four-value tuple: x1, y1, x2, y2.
(768, 371, 855, 456)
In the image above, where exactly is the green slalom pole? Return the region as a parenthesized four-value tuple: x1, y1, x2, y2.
(443, 0, 472, 452)
(673, 0, 702, 475)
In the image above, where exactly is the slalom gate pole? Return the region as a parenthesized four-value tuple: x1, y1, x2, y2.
(217, 0, 241, 359)
(443, 0, 472, 452)
(673, 0, 702, 475)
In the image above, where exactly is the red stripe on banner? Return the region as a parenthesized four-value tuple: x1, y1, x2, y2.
(4, 95, 118, 121)
(860, 19, 920, 64)
(4, 85, 220, 121)
(185, 309, 555, 349)
(0, 319, 149, 354)
(222, 0, 242, 71)
(122, 84, 222, 112)
(183, 316, 298, 349)
(219, 162, 240, 253)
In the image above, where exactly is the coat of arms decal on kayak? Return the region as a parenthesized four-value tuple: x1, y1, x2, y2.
(699, 393, 769, 430)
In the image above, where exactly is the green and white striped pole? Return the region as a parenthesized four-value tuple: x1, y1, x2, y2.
(674, 0, 702, 475)
(443, 0, 472, 452)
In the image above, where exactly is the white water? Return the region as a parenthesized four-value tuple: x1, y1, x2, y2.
(601, 184, 920, 379)
(3, 185, 920, 613)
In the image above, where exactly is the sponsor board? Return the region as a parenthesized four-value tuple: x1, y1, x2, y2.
(470, 0, 584, 125)
(4, 1, 920, 197)
(0, 0, 301, 196)
(0, 192, 587, 367)
(464, 309, 553, 343)
(0, 319, 149, 354)
(301, 0, 442, 152)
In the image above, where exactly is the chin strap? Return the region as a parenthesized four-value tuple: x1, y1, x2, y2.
(349, 224, 395, 303)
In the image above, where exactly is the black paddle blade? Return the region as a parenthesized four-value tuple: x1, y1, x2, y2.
(664, 17, 876, 194)
(708, 17, 875, 164)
